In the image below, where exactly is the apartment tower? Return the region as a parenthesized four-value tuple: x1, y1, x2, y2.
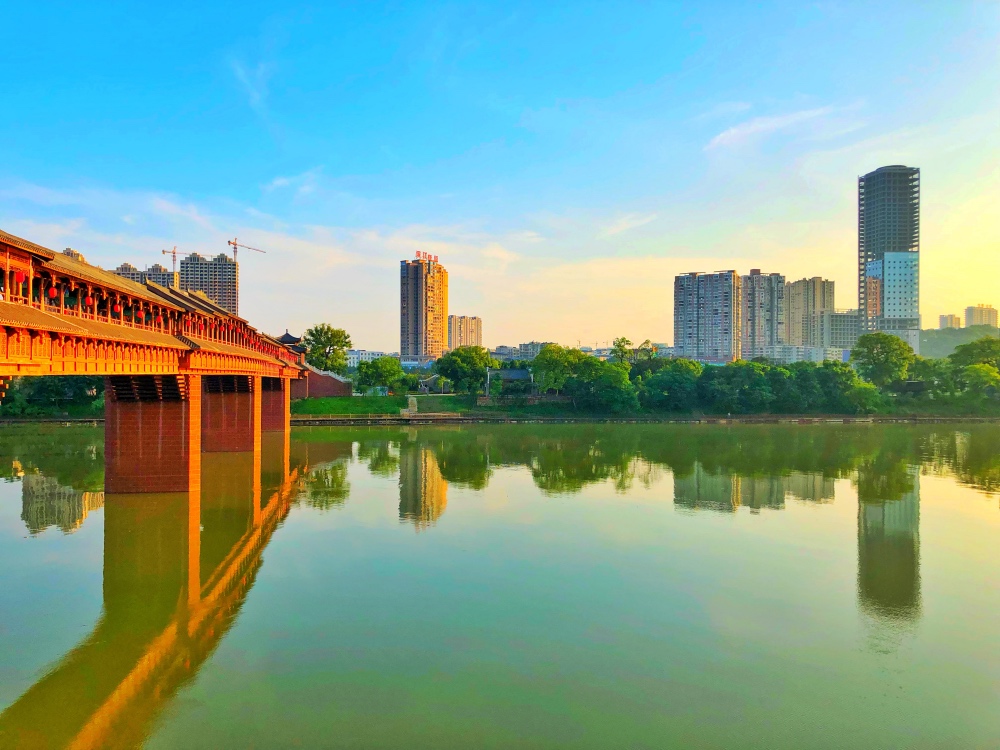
(740, 269, 785, 359)
(179, 253, 239, 314)
(400, 253, 449, 361)
(113, 262, 180, 290)
(447, 315, 483, 349)
(939, 314, 961, 330)
(965, 305, 998, 328)
(673, 271, 741, 363)
(785, 277, 835, 347)
(858, 165, 920, 352)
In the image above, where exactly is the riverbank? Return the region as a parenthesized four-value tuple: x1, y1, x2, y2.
(5, 413, 1000, 427)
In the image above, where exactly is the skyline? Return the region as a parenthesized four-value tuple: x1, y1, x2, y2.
(1, 3, 998, 350)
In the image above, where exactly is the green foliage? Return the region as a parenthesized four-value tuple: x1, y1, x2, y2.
(302, 324, 352, 374)
(531, 344, 590, 394)
(356, 356, 406, 392)
(291, 395, 407, 415)
(920, 325, 999, 359)
(433, 346, 499, 394)
(0, 376, 105, 417)
(851, 333, 915, 388)
(949, 336, 1000, 370)
(962, 364, 1000, 396)
(611, 337, 633, 364)
(564, 359, 639, 413)
(639, 359, 702, 411)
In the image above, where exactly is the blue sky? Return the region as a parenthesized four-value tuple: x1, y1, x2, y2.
(2, 2, 998, 349)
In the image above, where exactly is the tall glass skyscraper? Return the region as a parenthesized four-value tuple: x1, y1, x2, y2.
(858, 165, 920, 352)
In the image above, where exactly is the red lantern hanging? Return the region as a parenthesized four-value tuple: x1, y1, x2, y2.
(155, 315, 163, 324)
(47, 286, 58, 299)
(113, 303, 122, 314)
(14, 271, 26, 285)
(85, 295, 94, 306)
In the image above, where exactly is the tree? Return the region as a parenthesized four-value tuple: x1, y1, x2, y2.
(851, 333, 914, 389)
(531, 344, 589, 394)
(949, 336, 1000, 370)
(962, 363, 1000, 397)
(697, 361, 775, 414)
(639, 358, 702, 411)
(433, 346, 498, 393)
(611, 337, 633, 364)
(564, 358, 638, 413)
(302, 324, 352, 374)
(356, 356, 406, 392)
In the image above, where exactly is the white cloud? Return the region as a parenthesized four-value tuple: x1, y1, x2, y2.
(599, 212, 658, 238)
(706, 106, 834, 150)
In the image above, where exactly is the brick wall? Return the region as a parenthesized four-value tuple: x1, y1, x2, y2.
(290, 369, 352, 399)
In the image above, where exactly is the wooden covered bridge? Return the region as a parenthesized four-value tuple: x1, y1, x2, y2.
(0, 228, 305, 494)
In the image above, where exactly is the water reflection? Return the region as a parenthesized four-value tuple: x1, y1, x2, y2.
(0, 431, 309, 749)
(21, 473, 105, 535)
(2, 423, 998, 747)
(399, 444, 448, 529)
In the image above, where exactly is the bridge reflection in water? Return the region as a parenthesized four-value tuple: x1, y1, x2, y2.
(0, 426, 351, 750)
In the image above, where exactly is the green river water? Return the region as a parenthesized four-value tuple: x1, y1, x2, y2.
(0, 423, 997, 748)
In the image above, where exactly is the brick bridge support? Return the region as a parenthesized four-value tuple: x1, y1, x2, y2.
(104, 375, 202, 496)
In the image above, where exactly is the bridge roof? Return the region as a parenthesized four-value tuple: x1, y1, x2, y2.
(0, 301, 189, 349)
(1, 229, 253, 321)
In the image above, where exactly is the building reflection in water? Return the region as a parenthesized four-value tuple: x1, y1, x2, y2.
(398, 444, 448, 529)
(857, 466, 921, 621)
(673, 463, 834, 514)
(20, 473, 105, 535)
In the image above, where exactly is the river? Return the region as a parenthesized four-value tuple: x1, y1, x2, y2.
(0, 423, 997, 748)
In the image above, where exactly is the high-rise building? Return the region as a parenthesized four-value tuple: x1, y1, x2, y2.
(180, 253, 238, 314)
(112, 262, 180, 289)
(447, 315, 483, 349)
(939, 314, 962, 330)
(785, 277, 835, 347)
(828, 309, 861, 350)
(673, 271, 741, 363)
(740, 269, 785, 359)
(113, 262, 144, 284)
(858, 165, 921, 352)
(964, 305, 998, 328)
(400, 254, 449, 362)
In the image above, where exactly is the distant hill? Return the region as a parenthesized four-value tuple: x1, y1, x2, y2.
(921, 325, 1000, 359)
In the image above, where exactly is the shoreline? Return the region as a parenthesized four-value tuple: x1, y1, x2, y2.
(3, 414, 1000, 427)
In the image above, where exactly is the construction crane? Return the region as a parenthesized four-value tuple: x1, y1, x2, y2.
(160, 246, 192, 272)
(227, 238, 266, 263)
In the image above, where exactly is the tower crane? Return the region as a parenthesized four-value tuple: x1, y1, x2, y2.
(227, 238, 266, 263)
(160, 246, 194, 272)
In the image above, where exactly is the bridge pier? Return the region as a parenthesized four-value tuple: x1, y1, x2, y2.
(201, 375, 262, 454)
(104, 375, 202, 495)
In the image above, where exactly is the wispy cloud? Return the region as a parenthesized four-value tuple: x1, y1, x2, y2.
(262, 167, 324, 198)
(599, 212, 658, 237)
(706, 106, 833, 150)
(692, 101, 752, 122)
(230, 59, 272, 117)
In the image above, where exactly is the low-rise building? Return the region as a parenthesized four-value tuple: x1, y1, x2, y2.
(346, 349, 389, 368)
(762, 345, 850, 365)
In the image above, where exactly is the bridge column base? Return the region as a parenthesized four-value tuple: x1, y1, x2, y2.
(104, 375, 202, 494)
